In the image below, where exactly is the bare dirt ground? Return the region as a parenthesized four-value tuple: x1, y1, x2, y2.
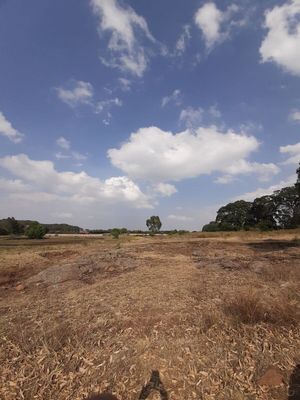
(0, 232, 300, 400)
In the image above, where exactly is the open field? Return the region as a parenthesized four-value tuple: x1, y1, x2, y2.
(0, 231, 300, 400)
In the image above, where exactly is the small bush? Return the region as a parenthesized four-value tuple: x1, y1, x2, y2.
(224, 291, 299, 326)
(224, 291, 267, 324)
(25, 223, 47, 239)
(110, 228, 121, 239)
(0, 227, 9, 236)
(202, 222, 220, 232)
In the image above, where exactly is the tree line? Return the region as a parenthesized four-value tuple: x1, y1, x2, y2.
(203, 164, 300, 232)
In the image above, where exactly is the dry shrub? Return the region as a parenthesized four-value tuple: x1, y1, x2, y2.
(261, 263, 300, 282)
(224, 290, 300, 326)
(199, 309, 221, 332)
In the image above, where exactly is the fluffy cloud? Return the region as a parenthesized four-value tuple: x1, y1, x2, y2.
(233, 175, 296, 202)
(0, 112, 24, 143)
(280, 142, 300, 164)
(194, 2, 240, 50)
(90, 0, 155, 77)
(0, 154, 151, 208)
(152, 183, 177, 197)
(56, 80, 122, 125)
(56, 81, 93, 107)
(108, 126, 278, 182)
(221, 160, 280, 182)
(260, 0, 300, 76)
(161, 89, 182, 108)
(289, 109, 300, 122)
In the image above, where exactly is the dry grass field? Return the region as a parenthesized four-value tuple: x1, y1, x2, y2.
(0, 231, 300, 400)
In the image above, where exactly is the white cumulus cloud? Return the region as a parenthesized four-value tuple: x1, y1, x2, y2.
(260, 0, 300, 76)
(289, 109, 300, 122)
(222, 160, 280, 182)
(194, 2, 240, 51)
(0, 112, 24, 143)
(108, 126, 277, 183)
(0, 154, 151, 209)
(152, 183, 177, 197)
(280, 142, 300, 164)
(90, 0, 155, 77)
(56, 80, 94, 107)
(233, 175, 296, 202)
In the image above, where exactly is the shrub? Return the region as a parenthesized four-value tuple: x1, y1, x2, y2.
(257, 220, 274, 231)
(202, 222, 220, 232)
(25, 223, 47, 239)
(224, 290, 299, 326)
(0, 227, 9, 236)
(110, 228, 121, 239)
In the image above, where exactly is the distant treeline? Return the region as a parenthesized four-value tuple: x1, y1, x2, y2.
(88, 229, 189, 235)
(203, 164, 300, 232)
(0, 219, 190, 237)
(0, 218, 82, 235)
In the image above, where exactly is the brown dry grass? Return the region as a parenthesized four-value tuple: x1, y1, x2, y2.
(0, 232, 300, 400)
(224, 290, 300, 326)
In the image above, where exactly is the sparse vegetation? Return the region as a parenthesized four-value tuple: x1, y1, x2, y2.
(224, 290, 299, 326)
(110, 228, 121, 239)
(25, 222, 48, 239)
(1, 230, 300, 399)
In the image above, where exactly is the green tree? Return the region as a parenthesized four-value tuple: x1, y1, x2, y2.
(110, 228, 121, 239)
(216, 200, 252, 230)
(6, 217, 23, 235)
(146, 216, 162, 234)
(246, 195, 277, 230)
(296, 163, 300, 196)
(202, 222, 220, 232)
(273, 186, 299, 228)
(25, 223, 47, 239)
(0, 227, 9, 236)
(295, 163, 300, 225)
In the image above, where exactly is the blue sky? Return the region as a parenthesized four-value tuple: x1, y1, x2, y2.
(0, 0, 299, 230)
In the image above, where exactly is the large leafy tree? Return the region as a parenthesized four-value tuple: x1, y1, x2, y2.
(216, 200, 252, 230)
(294, 163, 300, 225)
(273, 186, 299, 228)
(146, 216, 162, 233)
(204, 163, 300, 231)
(246, 195, 277, 230)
